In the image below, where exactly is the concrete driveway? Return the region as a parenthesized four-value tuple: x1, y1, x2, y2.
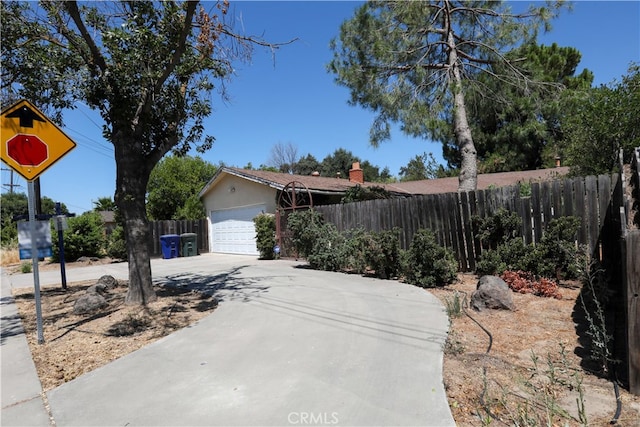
(4, 254, 455, 426)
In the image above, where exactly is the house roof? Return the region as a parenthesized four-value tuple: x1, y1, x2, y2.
(199, 166, 570, 198)
(199, 167, 412, 197)
(391, 167, 570, 195)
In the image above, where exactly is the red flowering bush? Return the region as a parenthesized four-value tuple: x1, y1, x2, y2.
(501, 270, 562, 299)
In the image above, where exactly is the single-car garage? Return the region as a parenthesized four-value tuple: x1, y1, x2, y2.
(210, 204, 266, 255)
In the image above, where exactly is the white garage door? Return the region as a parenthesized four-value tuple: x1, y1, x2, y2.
(210, 205, 265, 255)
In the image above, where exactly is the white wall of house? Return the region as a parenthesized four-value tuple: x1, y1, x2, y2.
(201, 174, 277, 255)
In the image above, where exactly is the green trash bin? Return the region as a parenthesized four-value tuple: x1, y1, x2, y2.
(180, 233, 197, 257)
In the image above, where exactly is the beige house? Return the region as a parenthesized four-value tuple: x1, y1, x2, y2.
(198, 164, 569, 256)
(198, 163, 382, 255)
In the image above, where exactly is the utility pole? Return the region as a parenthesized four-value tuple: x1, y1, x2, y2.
(1, 167, 22, 193)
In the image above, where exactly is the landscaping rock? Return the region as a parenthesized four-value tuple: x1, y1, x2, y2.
(72, 277, 116, 314)
(471, 275, 515, 311)
(86, 283, 108, 295)
(96, 275, 118, 289)
(76, 256, 101, 263)
(73, 292, 107, 315)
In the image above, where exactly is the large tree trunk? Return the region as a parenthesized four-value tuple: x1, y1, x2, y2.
(445, 0, 477, 192)
(113, 134, 157, 305)
(452, 85, 477, 192)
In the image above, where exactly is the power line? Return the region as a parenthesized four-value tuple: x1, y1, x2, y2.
(65, 130, 114, 159)
(65, 102, 115, 157)
(1, 167, 22, 193)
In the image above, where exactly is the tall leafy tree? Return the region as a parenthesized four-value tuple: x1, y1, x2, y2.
(329, 0, 564, 191)
(463, 43, 593, 173)
(377, 166, 394, 183)
(2, 1, 287, 304)
(399, 153, 449, 181)
(561, 64, 640, 175)
(320, 148, 360, 179)
(147, 155, 216, 220)
(361, 160, 388, 182)
(292, 154, 321, 176)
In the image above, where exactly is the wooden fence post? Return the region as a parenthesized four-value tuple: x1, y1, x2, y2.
(625, 230, 640, 395)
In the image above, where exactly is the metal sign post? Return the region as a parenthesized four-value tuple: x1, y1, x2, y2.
(27, 180, 45, 344)
(55, 202, 68, 289)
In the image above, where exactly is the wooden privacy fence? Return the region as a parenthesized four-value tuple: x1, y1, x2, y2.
(315, 173, 621, 272)
(620, 148, 640, 395)
(148, 219, 208, 257)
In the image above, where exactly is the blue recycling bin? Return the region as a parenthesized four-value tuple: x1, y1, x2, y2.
(160, 234, 180, 259)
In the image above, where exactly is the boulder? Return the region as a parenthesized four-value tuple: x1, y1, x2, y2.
(76, 256, 100, 263)
(471, 275, 515, 311)
(96, 275, 118, 289)
(73, 292, 107, 315)
(72, 277, 117, 314)
(86, 283, 108, 295)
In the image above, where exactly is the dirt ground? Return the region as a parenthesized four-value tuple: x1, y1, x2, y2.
(430, 274, 640, 426)
(8, 259, 640, 426)
(10, 258, 219, 391)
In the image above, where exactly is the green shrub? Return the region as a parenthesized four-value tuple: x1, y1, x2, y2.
(341, 185, 391, 203)
(1, 223, 18, 247)
(473, 208, 522, 250)
(519, 181, 532, 197)
(307, 223, 346, 271)
(475, 248, 506, 276)
(253, 213, 276, 260)
(287, 210, 363, 272)
(524, 216, 583, 279)
(302, 225, 403, 278)
(51, 211, 106, 262)
(444, 291, 465, 318)
(341, 228, 369, 274)
(364, 228, 403, 279)
(404, 229, 458, 288)
(20, 261, 32, 273)
(475, 214, 583, 280)
(476, 238, 533, 276)
(286, 209, 326, 258)
(106, 225, 128, 260)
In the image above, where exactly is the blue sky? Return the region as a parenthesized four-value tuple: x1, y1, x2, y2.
(2, 0, 639, 214)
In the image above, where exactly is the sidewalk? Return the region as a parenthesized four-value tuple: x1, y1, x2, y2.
(1, 267, 51, 426)
(1, 254, 455, 426)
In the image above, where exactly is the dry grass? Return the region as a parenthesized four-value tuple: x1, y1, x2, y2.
(1, 247, 20, 266)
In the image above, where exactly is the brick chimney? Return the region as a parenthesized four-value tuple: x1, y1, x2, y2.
(349, 162, 364, 184)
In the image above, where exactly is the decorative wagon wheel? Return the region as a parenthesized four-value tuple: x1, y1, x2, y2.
(278, 181, 313, 212)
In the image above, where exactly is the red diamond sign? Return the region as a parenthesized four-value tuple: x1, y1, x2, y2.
(1, 100, 76, 181)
